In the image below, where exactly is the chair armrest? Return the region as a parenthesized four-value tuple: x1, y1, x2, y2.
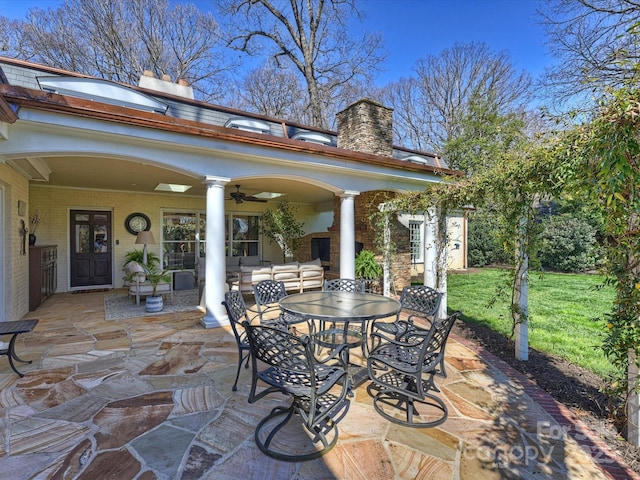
(314, 342, 349, 370)
(370, 331, 429, 350)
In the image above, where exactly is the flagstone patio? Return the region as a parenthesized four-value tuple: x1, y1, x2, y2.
(0, 290, 637, 479)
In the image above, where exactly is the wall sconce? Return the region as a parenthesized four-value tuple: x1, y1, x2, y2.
(454, 242, 461, 250)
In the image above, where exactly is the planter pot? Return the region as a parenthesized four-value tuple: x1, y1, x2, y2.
(145, 295, 164, 313)
(28, 234, 36, 246)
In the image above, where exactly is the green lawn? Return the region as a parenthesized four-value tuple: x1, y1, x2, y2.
(446, 268, 616, 378)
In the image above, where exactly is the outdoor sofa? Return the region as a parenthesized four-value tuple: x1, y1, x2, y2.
(230, 258, 325, 293)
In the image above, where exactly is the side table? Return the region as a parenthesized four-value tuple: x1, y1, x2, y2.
(0, 319, 39, 377)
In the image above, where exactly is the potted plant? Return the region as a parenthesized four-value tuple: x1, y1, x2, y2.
(124, 249, 160, 269)
(355, 249, 383, 293)
(141, 264, 173, 313)
(259, 200, 305, 262)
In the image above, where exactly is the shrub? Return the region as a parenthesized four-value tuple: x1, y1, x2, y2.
(467, 211, 509, 267)
(538, 214, 602, 272)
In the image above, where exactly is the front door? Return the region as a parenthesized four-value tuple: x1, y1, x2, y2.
(70, 210, 113, 288)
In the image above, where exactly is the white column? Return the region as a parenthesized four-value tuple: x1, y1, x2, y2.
(515, 251, 529, 361)
(339, 191, 359, 280)
(380, 204, 391, 297)
(423, 207, 437, 289)
(200, 176, 230, 328)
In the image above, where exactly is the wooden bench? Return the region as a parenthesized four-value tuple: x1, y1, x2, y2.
(0, 319, 39, 377)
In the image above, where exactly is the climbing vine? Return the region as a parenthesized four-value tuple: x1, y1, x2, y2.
(549, 87, 640, 408)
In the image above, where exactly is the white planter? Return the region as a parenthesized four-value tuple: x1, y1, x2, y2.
(145, 295, 164, 313)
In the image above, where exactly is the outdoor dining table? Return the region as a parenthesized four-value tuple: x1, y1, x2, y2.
(279, 291, 401, 387)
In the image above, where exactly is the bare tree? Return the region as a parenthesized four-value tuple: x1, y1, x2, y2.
(218, 0, 385, 128)
(0, 17, 23, 57)
(381, 42, 532, 153)
(5, 0, 234, 102)
(539, 0, 640, 112)
(234, 61, 308, 121)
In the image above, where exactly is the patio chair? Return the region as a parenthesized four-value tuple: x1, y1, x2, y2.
(319, 278, 367, 353)
(252, 280, 288, 324)
(323, 278, 365, 293)
(221, 290, 252, 392)
(243, 321, 351, 461)
(371, 285, 442, 348)
(367, 311, 460, 428)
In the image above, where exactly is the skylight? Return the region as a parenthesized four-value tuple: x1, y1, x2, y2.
(224, 118, 271, 134)
(154, 183, 192, 193)
(37, 76, 169, 114)
(291, 131, 333, 145)
(253, 191, 285, 199)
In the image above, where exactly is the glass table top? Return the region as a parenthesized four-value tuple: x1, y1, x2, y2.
(279, 291, 401, 321)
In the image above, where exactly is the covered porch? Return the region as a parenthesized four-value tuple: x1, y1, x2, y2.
(0, 290, 631, 479)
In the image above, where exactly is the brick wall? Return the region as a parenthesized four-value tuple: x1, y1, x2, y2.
(298, 190, 412, 292)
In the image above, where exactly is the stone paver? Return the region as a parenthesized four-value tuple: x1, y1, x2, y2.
(0, 290, 636, 479)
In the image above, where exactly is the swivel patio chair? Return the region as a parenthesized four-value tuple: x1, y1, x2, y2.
(367, 311, 460, 428)
(221, 290, 252, 392)
(253, 280, 288, 324)
(253, 279, 308, 333)
(371, 285, 443, 350)
(319, 278, 367, 354)
(243, 321, 351, 461)
(324, 278, 365, 293)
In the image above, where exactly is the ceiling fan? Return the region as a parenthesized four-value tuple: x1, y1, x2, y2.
(228, 185, 267, 204)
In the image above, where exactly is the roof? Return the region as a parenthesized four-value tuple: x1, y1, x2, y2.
(0, 56, 457, 176)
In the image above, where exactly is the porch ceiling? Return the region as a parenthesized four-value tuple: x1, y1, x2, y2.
(28, 156, 334, 204)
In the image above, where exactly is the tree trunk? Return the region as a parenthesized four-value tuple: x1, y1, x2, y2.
(629, 344, 640, 446)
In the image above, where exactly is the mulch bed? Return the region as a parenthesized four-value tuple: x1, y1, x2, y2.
(453, 320, 640, 475)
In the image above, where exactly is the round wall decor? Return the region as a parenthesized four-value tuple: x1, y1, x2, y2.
(125, 212, 151, 235)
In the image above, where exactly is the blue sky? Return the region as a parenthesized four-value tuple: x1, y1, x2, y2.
(0, 0, 550, 86)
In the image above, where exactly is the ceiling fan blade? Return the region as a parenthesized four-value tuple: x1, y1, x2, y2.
(245, 196, 267, 203)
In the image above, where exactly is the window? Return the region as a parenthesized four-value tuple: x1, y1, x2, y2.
(409, 221, 423, 263)
(162, 211, 204, 269)
(227, 214, 260, 257)
(161, 211, 261, 264)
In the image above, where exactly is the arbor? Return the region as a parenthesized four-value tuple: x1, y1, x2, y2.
(549, 86, 640, 445)
(3, 0, 233, 102)
(218, 0, 385, 128)
(381, 42, 532, 153)
(539, 0, 640, 112)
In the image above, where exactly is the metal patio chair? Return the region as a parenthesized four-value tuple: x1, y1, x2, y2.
(243, 322, 351, 461)
(252, 280, 288, 324)
(319, 278, 367, 353)
(221, 290, 252, 392)
(253, 279, 308, 333)
(371, 284, 443, 350)
(367, 311, 460, 428)
(323, 278, 365, 293)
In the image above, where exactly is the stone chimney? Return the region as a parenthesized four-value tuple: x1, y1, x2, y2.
(138, 70, 194, 100)
(336, 98, 393, 157)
